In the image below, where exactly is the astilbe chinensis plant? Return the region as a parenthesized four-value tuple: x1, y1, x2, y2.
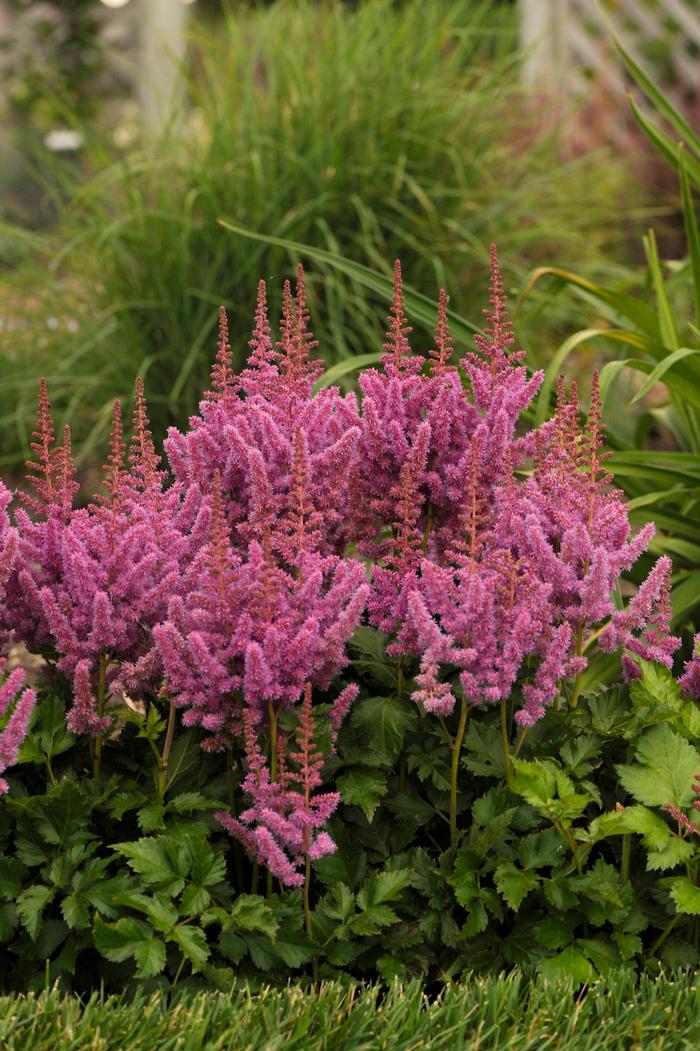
(0, 249, 689, 938)
(354, 248, 680, 843)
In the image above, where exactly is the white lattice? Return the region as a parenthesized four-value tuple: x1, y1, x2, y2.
(520, 0, 700, 148)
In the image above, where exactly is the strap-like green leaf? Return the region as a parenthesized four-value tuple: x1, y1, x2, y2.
(218, 219, 480, 341)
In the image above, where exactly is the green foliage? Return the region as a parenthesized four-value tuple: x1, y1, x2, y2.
(4, 644, 700, 994)
(0, 0, 637, 468)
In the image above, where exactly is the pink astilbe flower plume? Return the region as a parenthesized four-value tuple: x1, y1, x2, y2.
(238, 281, 278, 398)
(22, 378, 59, 517)
(679, 634, 700, 699)
(7, 381, 208, 732)
(205, 306, 237, 408)
(156, 443, 368, 743)
(428, 288, 454, 377)
(0, 662, 36, 793)
(600, 555, 679, 679)
(277, 264, 323, 393)
(165, 271, 360, 556)
(216, 684, 341, 886)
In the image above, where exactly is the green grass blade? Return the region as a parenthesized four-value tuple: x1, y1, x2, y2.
(627, 93, 700, 191)
(314, 352, 383, 390)
(630, 348, 700, 404)
(680, 147, 700, 327)
(642, 229, 680, 350)
(522, 267, 658, 335)
(218, 219, 481, 341)
(609, 28, 700, 160)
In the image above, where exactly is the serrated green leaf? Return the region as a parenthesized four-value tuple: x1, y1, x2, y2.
(646, 837, 695, 872)
(337, 768, 387, 822)
(463, 722, 505, 778)
(357, 869, 412, 910)
(494, 862, 540, 910)
(543, 876, 578, 911)
(106, 788, 148, 820)
(230, 895, 278, 940)
(669, 876, 700, 915)
(93, 915, 153, 964)
(134, 936, 167, 978)
(218, 929, 247, 964)
(538, 947, 594, 984)
(613, 931, 643, 960)
(350, 903, 399, 935)
(350, 695, 415, 761)
(61, 892, 89, 930)
(616, 724, 700, 808)
(269, 930, 313, 968)
(462, 900, 488, 938)
(0, 858, 26, 900)
(450, 851, 479, 908)
(519, 828, 566, 870)
(16, 884, 53, 940)
(114, 836, 189, 895)
(534, 916, 574, 950)
(577, 936, 621, 975)
(171, 923, 209, 971)
(137, 802, 166, 833)
(168, 792, 218, 813)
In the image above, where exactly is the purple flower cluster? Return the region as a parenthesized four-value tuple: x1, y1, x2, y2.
(216, 685, 346, 886)
(0, 663, 36, 794)
(350, 248, 677, 727)
(0, 250, 685, 881)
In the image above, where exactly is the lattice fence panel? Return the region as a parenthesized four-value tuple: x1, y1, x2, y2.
(520, 0, 700, 149)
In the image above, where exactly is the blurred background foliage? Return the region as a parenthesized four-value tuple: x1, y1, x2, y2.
(0, 0, 652, 470)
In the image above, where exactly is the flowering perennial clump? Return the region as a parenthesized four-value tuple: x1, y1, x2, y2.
(0, 249, 687, 886)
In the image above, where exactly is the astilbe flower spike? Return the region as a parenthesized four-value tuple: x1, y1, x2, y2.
(600, 555, 679, 679)
(0, 662, 36, 794)
(7, 382, 207, 733)
(679, 634, 700, 699)
(216, 684, 340, 886)
(165, 270, 360, 556)
(205, 306, 237, 408)
(370, 255, 674, 727)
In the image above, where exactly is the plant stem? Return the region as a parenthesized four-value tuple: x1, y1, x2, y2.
(449, 693, 469, 847)
(266, 703, 278, 897)
(513, 726, 529, 758)
(303, 850, 319, 981)
(621, 833, 631, 884)
(92, 653, 108, 779)
(156, 695, 177, 801)
(397, 657, 407, 791)
(554, 819, 583, 875)
(500, 698, 511, 784)
(650, 914, 681, 957)
(45, 756, 56, 789)
(421, 501, 434, 552)
(569, 627, 584, 710)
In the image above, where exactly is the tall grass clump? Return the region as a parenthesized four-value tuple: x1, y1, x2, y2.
(0, 0, 639, 468)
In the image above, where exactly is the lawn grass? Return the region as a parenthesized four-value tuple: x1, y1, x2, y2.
(0, 973, 697, 1050)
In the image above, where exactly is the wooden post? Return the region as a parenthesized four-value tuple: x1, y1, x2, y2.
(138, 0, 188, 133)
(519, 0, 569, 128)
